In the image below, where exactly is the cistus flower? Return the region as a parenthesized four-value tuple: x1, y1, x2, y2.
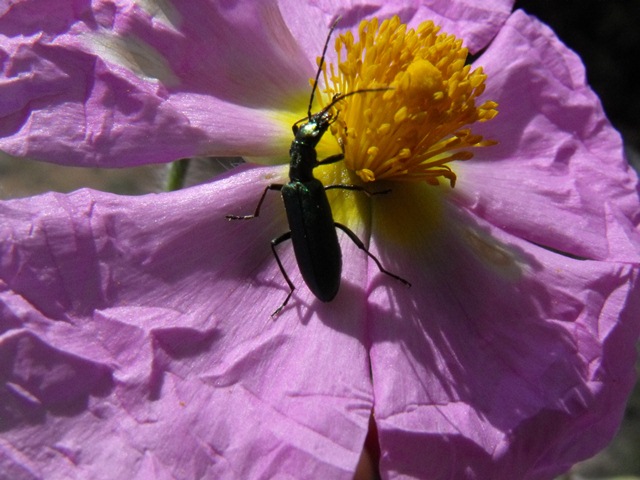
(1, 1, 639, 480)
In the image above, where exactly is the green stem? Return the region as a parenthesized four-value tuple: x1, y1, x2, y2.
(165, 158, 190, 191)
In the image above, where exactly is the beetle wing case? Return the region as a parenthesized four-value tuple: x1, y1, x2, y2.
(281, 180, 342, 302)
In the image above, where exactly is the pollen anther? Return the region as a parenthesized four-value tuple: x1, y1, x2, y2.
(319, 15, 498, 186)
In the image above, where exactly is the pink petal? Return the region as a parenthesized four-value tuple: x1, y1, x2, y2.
(455, 10, 640, 261)
(0, 0, 313, 166)
(0, 165, 377, 478)
(367, 189, 640, 479)
(287, 0, 514, 53)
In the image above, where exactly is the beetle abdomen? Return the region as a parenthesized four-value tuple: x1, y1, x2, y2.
(282, 180, 341, 301)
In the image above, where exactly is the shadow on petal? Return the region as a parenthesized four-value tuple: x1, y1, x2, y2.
(0, 331, 114, 432)
(364, 183, 626, 477)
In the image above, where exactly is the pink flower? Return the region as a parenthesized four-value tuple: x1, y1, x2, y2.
(1, 1, 639, 479)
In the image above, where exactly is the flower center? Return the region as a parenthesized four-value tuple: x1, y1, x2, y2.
(319, 16, 498, 186)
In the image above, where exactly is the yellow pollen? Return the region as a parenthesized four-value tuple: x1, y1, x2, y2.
(320, 16, 498, 185)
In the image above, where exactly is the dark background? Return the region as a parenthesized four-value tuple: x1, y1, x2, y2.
(514, 0, 640, 165)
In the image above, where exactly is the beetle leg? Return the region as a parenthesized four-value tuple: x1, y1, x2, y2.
(334, 223, 411, 287)
(270, 231, 295, 318)
(226, 184, 283, 220)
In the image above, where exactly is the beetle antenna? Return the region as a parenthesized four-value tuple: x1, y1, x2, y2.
(308, 17, 341, 119)
(320, 88, 391, 115)
(292, 87, 392, 129)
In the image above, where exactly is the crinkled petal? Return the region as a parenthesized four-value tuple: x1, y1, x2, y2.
(287, 0, 514, 53)
(0, 0, 317, 166)
(455, 10, 640, 261)
(0, 165, 377, 479)
(367, 185, 640, 479)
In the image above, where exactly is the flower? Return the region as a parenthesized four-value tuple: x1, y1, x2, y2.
(1, 1, 639, 479)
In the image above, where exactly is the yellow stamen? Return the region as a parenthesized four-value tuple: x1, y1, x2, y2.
(319, 16, 498, 186)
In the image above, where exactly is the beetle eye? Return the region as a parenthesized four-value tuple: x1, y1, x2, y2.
(292, 124, 299, 134)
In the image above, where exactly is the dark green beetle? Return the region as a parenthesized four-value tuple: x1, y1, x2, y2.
(226, 20, 410, 316)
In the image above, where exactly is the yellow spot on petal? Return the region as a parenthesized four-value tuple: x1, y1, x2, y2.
(85, 31, 180, 86)
(318, 16, 498, 186)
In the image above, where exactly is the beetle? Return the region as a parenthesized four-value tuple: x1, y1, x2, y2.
(226, 19, 410, 317)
